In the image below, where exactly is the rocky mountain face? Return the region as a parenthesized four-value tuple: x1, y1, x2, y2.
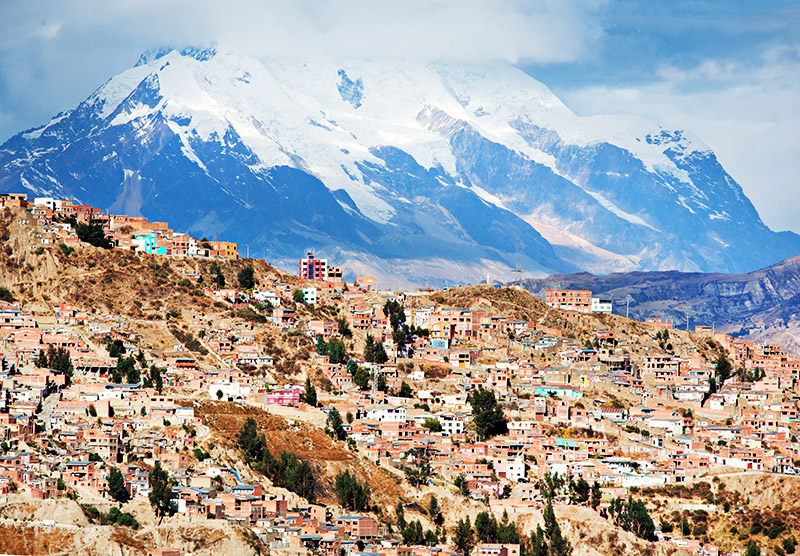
(1, 44, 797, 285)
(521, 256, 800, 352)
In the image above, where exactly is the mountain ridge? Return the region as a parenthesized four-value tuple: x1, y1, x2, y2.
(520, 255, 800, 352)
(1, 44, 797, 285)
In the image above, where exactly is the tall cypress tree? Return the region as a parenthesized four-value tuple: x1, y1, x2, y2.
(543, 501, 571, 556)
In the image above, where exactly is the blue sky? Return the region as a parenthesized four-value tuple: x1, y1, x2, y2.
(0, 0, 797, 232)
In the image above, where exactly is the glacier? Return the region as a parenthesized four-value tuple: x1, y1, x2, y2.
(0, 43, 798, 286)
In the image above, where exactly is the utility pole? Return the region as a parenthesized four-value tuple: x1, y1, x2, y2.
(372, 366, 380, 398)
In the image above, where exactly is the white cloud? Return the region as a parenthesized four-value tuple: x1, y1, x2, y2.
(0, 0, 602, 141)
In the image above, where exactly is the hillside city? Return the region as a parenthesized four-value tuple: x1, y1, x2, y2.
(0, 192, 798, 556)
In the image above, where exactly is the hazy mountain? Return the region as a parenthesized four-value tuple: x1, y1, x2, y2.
(520, 256, 800, 352)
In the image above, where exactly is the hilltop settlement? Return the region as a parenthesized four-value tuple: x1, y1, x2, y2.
(1, 193, 800, 556)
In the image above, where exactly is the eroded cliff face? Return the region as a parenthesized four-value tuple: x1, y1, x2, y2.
(0, 497, 266, 556)
(0, 209, 63, 292)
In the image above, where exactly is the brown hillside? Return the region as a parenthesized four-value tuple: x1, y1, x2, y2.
(0, 207, 295, 319)
(193, 400, 402, 505)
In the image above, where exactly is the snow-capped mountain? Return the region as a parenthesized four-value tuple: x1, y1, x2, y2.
(1, 44, 797, 285)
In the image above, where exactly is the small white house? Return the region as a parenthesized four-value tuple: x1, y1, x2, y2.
(208, 381, 251, 399)
(253, 290, 281, 308)
(365, 405, 407, 423)
(591, 298, 613, 314)
(301, 287, 318, 305)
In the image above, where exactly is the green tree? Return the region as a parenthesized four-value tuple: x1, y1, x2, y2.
(428, 495, 441, 522)
(372, 342, 388, 364)
(746, 540, 761, 556)
(293, 289, 306, 303)
(543, 500, 572, 556)
(525, 526, 547, 556)
(398, 381, 413, 398)
(266, 451, 316, 501)
(301, 376, 317, 406)
(423, 418, 443, 432)
(37, 346, 74, 386)
(326, 408, 346, 440)
(117, 356, 139, 384)
(353, 367, 371, 390)
(337, 317, 352, 337)
(73, 218, 113, 248)
(34, 349, 48, 368)
(364, 335, 388, 364)
(216, 389, 224, 400)
(403, 520, 425, 545)
(150, 365, 164, 394)
(590, 481, 601, 510)
(236, 417, 265, 463)
(383, 300, 406, 330)
(107, 466, 129, 503)
(569, 477, 591, 505)
(497, 510, 520, 544)
(424, 529, 439, 546)
(326, 338, 347, 364)
(404, 448, 432, 487)
(209, 262, 225, 288)
(470, 388, 508, 440)
(475, 511, 498, 543)
(316, 336, 328, 355)
(237, 266, 255, 289)
(334, 470, 370, 511)
(454, 517, 474, 556)
(715, 354, 733, 384)
(454, 474, 469, 496)
(608, 497, 656, 541)
(396, 502, 406, 529)
(148, 461, 174, 522)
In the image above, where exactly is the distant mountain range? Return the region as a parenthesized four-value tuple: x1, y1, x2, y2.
(520, 256, 800, 353)
(1, 43, 798, 285)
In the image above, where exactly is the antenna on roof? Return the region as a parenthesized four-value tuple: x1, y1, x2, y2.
(512, 267, 523, 284)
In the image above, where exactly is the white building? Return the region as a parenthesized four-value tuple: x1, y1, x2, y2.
(645, 416, 684, 437)
(208, 381, 251, 399)
(253, 290, 281, 308)
(411, 307, 434, 329)
(436, 412, 465, 435)
(591, 297, 613, 314)
(301, 287, 318, 305)
(496, 457, 526, 482)
(365, 405, 406, 423)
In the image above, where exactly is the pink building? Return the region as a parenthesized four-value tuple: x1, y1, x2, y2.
(264, 387, 302, 406)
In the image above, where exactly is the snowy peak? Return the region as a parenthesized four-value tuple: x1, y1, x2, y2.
(0, 45, 797, 285)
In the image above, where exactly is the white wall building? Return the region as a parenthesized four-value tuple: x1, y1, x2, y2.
(301, 287, 318, 305)
(591, 297, 613, 314)
(365, 405, 406, 423)
(253, 290, 281, 307)
(208, 381, 251, 399)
